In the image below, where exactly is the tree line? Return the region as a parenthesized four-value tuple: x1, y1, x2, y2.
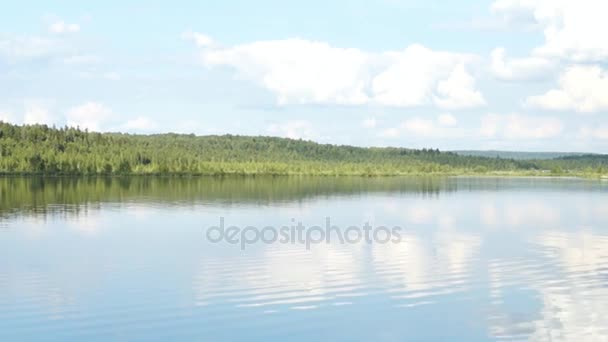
(0, 121, 606, 177)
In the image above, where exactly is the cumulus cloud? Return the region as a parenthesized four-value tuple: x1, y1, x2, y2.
(532, 0, 608, 62)
(194, 35, 485, 109)
(490, 47, 556, 81)
(488, 0, 608, 110)
(48, 21, 80, 34)
(203, 38, 370, 106)
(66, 102, 113, 131)
(480, 113, 563, 139)
(491, 0, 608, 62)
(526, 65, 608, 113)
(433, 64, 486, 109)
(372, 45, 483, 108)
(267, 120, 315, 140)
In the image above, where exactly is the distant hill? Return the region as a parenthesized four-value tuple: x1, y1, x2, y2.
(452, 150, 594, 160)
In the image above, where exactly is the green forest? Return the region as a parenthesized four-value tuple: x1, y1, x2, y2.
(0, 121, 607, 177)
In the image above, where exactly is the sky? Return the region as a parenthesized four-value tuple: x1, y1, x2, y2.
(1, 0, 607, 152)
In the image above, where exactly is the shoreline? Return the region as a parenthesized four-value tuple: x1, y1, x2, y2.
(2, 122, 606, 179)
(0, 172, 605, 180)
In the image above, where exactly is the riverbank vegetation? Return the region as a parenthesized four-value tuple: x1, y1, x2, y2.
(0, 122, 606, 177)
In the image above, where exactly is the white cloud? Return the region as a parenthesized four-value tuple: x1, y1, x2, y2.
(480, 113, 563, 139)
(487, 0, 608, 114)
(381, 114, 460, 138)
(438, 113, 458, 127)
(203, 38, 370, 106)
(491, 0, 608, 62)
(267, 120, 315, 140)
(66, 102, 113, 131)
(49, 21, 80, 34)
(527, 65, 608, 113)
(362, 117, 377, 128)
(24, 103, 54, 125)
(433, 64, 486, 109)
(120, 117, 158, 132)
(196, 36, 485, 109)
(372, 45, 482, 108)
(490, 47, 555, 81)
(532, 0, 608, 62)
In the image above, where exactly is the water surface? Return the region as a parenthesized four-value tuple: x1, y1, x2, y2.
(1, 176, 608, 341)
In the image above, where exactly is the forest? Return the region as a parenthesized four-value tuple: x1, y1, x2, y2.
(0, 121, 607, 177)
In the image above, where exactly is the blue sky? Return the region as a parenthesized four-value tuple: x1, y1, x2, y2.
(1, 0, 607, 152)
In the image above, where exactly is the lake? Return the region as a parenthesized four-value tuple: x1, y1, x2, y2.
(1, 176, 608, 341)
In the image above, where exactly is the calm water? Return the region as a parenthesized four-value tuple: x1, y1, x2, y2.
(1, 176, 608, 341)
